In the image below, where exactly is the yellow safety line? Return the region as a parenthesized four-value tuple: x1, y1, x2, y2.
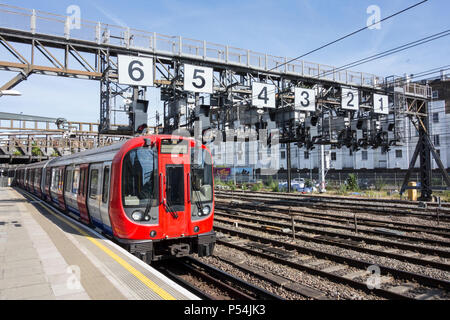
(22, 191, 176, 300)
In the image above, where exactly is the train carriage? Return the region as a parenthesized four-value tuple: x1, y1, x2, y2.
(13, 135, 216, 262)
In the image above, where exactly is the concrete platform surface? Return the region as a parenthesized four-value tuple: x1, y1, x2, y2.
(0, 187, 199, 300)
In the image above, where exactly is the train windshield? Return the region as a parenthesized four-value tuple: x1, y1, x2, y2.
(122, 148, 158, 207)
(191, 147, 213, 203)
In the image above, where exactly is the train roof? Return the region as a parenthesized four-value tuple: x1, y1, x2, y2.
(15, 135, 198, 169)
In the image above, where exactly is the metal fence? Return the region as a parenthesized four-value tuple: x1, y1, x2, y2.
(0, 3, 385, 88)
(215, 170, 449, 191)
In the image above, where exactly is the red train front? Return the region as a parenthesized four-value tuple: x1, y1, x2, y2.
(111, 135, 216, 261)
(13, 135, 216, 262)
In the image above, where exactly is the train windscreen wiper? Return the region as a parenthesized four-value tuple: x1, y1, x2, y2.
(165, 200, 179, 219)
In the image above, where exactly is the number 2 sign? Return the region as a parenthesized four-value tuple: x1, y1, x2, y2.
(118, 55, 154, 87)
(341, 88, 359, 111)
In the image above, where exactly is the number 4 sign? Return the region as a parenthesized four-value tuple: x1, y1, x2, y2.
(373, 94, 389, 115)
(118, 55, 154, 86)
(252, 82, 276, 108)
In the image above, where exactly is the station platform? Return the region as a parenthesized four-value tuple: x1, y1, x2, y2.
(0, 187, 199, 300)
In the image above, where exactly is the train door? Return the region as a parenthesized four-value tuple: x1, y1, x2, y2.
(64, 166, 78, 216)
(99, 162, 112, 234)
(44, 168, 51, 201)
(87, 163, 103, 229)
(57, 166, 66, 211)
(77, 164, 90, 225)
(159, 139, 190, 238)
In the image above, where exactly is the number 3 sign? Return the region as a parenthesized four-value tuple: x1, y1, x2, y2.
(118, 55, 154, 86)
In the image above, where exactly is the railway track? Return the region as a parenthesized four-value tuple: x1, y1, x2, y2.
(216, 199, 450, 239)
(155, 257, 284, 300)
(212, 222, 450, 300)
(224, 189, 450, 208)
(215, 204, 450, 256)
(216, 190, 450, 221)
(214, 209, 450, 272)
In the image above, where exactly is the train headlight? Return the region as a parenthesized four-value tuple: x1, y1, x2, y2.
(131, 210, 144, 221)
(202, 206, 211, 216)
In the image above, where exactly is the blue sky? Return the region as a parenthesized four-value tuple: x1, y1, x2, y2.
(0, 0, 448, 124)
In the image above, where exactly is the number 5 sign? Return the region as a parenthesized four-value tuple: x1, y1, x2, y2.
(118, 55, 154, 86)
(184, 64, 213, 94)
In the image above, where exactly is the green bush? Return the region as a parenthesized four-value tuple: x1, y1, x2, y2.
(251, 182, 263, 192)
(346, 174, 360, 192)
(375, 178, 387, 191)
(268, 180, 279, 192)
(337, 183, 348, 195)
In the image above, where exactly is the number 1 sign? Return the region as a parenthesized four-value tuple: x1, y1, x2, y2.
(118, 55, 154, 87)
(373, 94, 389, 115)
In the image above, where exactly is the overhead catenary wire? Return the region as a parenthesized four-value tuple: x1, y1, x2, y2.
(233, 28, 450, 107)
(267, 0, 429, 72)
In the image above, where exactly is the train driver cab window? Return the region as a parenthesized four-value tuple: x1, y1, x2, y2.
(191, 147, 213, 203)
(89, 169, 99, 200)
(122, 148, 158, 207)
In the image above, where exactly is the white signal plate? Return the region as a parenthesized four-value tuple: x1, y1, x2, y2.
(341, 88, 359, 111)
(294, 87, 316, 112)
(252, 82, 276, 109)
(373, 94, 389, 115)
(184, 64, 213, 94)
(118, 55, 154, 86)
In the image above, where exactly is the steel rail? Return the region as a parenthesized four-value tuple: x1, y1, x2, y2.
(215, 212, 450, 272)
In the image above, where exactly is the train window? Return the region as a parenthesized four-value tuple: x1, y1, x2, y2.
(79, 169, 85, 196)
(191, 147, 213, 203)
(46, 169, 51, 190)
(89, 169, 99, 200)
(160, 139, 188, 154)
(122, 148, 158, 207)
(166, 165, 184, 210)
(58, 169, 63, 192)
(51, 168, 58, 193)
(65, 169, 72, 192)
(72, 168, 80, 194)
(102, 167, 110, 204)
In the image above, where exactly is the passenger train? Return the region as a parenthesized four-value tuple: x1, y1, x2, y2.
(13, 135, 216, 262)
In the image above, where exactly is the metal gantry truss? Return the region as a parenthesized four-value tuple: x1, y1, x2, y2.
(0, 3, 447, 199)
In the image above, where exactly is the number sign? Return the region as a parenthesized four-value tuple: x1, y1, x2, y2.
(341, 88, 359, 111)
(118, 55, 154, 86)
(252, 82, 276, 108)
(294, 88, 316, 112)
(184, 64, 213, 94)
(373, 94, 389, 115)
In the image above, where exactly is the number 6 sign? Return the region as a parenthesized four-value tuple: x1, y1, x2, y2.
(118, 55, 154, 86)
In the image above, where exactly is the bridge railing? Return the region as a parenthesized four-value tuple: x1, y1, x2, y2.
(0, 3, 428, 93)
